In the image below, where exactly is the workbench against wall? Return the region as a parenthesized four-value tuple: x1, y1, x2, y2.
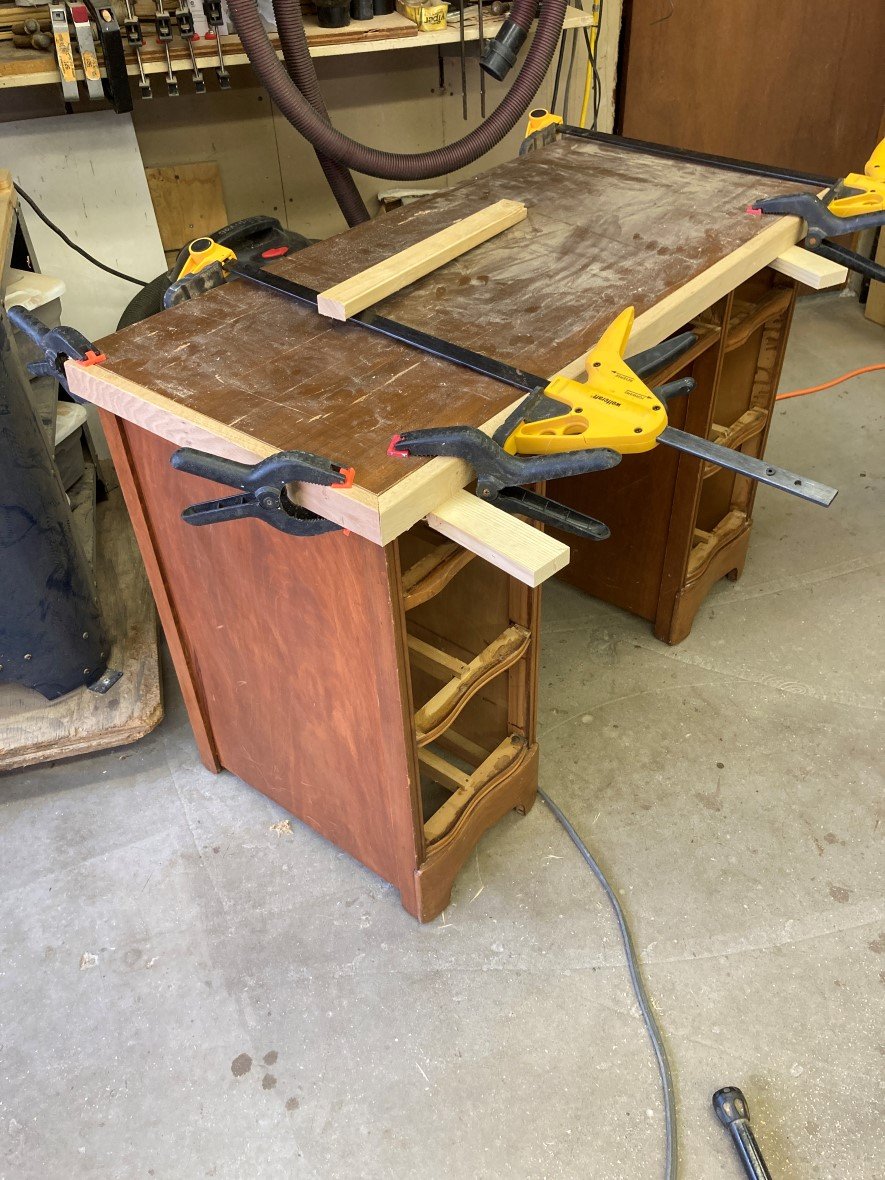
(60, 136, 836, 916)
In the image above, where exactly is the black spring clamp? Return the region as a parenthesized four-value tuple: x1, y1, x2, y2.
(170, 449, 355, 538)
(6, 306, 105, 397)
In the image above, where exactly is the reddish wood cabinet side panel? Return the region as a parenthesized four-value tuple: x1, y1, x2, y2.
(117, 420, 421, 898)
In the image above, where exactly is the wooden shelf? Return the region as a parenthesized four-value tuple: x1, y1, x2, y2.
(0, 5, 596, 90)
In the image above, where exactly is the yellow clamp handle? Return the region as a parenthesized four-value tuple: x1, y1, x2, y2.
(828, 137, 885, 218)
(524, 108, 563, 139)
(177, 236, 237, 281)
(504, 308, 668, 457)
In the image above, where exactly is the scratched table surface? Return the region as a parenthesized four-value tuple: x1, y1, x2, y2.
(97, 138, 808, 495)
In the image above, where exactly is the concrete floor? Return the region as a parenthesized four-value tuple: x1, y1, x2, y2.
(1, 293, 882, 1179)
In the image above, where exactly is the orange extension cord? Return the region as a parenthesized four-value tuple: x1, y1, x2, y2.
(776, 363, 885, 400)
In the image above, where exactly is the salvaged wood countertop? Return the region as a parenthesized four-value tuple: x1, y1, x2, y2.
(68, 137, 813, 550)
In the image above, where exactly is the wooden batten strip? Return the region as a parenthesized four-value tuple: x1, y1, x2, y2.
(769, 245, 847, 289)
(316, 199, 527, 321)
(406, 634, 466, 678)
(417, 748, 472, 793)
(426, 490, 570, 588)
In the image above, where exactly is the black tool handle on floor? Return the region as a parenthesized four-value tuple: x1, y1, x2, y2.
(713, 1088, 773, 1180)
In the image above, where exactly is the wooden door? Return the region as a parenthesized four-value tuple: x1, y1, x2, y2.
(617, 0, 885, 177)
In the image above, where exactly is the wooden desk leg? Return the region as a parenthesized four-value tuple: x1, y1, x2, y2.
(397, 526, 540, 920)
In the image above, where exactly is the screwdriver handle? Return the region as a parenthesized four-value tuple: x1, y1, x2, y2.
(713, 1088, 774, 1180)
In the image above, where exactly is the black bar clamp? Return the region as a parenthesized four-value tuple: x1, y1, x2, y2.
(6, 306, 105, 398)
(170, 448, 356, 538)
(388, 330, 699, 543)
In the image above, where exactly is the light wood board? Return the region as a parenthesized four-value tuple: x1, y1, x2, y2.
(317, 199, 527, 320)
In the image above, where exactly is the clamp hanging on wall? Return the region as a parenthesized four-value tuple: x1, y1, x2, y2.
(66, 0, 104, 99)
(153, 0, 180, 96)
(86, 0, 133, 112)
(122, 0, 152, 98)
(49, 4, 79, 100)
(175, 4, 207, 93)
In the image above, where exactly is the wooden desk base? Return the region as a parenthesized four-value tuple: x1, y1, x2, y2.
(550, 268, 798, 644)
(102, 412, 540, 920)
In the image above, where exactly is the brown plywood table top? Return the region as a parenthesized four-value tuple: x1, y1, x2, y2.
(85, 137, 809, 498)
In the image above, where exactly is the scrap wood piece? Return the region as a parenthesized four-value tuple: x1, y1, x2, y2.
(769, 245, 847, 289)
(426, 490, 570, 588)
(145, 162, 229, 258)
(316, 198, 527, 321)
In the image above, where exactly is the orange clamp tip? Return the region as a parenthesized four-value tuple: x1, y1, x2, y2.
(387, 433, 408, 457)
(79, 350, 107, 367)
(746, 205, 762, 215)
(343, 529, 351, 538)
(333, 466, 355, 490)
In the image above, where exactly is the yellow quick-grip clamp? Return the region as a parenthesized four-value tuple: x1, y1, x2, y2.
(524, 108, 563, 139)
(828, 138, 885, 217)
(176, 236, 238, 281)
(503, 308, 668, 457)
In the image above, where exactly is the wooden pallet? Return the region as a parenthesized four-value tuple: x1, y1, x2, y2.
(0, 489, 162, 772)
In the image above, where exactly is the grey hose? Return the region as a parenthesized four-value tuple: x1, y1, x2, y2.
(539, 787, 677, 1180)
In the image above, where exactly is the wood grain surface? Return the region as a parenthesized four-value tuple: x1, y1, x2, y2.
(114, 421, 423, 899)
(618, 0, 884, 179)
(89, 137, 813, 498)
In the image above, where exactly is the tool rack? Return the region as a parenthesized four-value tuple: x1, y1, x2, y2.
(0, 5, 595, 90)
(550, 266, 798, 643)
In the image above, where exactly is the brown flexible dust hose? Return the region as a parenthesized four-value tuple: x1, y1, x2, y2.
(271, 0, 370, 225)
(228, 0, 567, 181)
